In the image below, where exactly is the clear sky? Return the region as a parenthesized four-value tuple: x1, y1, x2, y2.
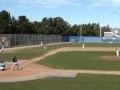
(0, 0, 120, 28)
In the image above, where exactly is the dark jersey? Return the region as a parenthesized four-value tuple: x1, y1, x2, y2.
(12, 56, 17, 62)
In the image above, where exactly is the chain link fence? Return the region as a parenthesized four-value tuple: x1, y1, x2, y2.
(0, 34, 62, 47)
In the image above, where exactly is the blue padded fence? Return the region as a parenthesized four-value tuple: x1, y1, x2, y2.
(62, 36, 120, 43)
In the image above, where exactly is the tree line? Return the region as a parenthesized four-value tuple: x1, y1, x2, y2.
(0, 10, 111, 36)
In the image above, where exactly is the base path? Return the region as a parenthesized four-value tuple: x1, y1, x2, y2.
(0, 47, 119, 82)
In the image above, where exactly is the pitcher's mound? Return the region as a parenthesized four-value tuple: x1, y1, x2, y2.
(101, 56, 120, 61)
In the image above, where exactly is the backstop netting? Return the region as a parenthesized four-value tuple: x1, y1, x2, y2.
(0, 34, 62, 47)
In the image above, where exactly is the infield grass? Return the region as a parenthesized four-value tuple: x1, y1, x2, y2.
(38, 51, 120, 70)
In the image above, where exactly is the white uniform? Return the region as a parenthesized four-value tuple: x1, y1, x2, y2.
(11, 62, 21, 70)
(0, 61, 5, 71)
(43, 43, 47, 50)
(82, 44, 85, 49)
(116, 47, 119, 56)
(0, 67, 4, 71)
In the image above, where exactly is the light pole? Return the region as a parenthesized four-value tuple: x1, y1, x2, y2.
(80, 25, 85, 49)
(100, 24, 102, 37)
(99, 16, 103, 37)
(80, 25, 82, 42)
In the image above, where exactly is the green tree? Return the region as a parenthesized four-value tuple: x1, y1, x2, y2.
(101, 25, 111, 36)
(0, 10, 111, 35)
(0, 10, 11, 34)
(16, 16, 35, 34)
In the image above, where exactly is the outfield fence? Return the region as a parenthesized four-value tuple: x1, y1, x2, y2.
(62, 36, 120, 43)
(1, 34, 120, 48)
(0, 34, 62, 47)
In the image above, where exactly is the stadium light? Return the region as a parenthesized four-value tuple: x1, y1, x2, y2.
(100, 24, 102, 37)
(80, 25, 82, 42)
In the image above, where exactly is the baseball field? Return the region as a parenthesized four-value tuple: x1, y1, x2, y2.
(0, 42, 120, 90)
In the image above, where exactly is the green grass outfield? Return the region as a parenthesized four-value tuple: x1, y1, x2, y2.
(0, 74, 120, 90)
(68, 42, 120, 47)
(38, 51, 120, 70)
